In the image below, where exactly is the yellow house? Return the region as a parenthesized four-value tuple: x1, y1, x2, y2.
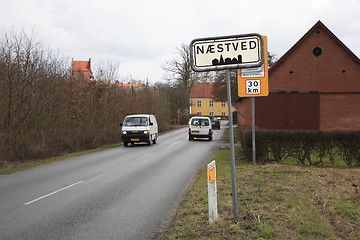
(189, 83, 232, 118)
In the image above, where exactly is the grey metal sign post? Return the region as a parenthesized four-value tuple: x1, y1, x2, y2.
(226, 68, 239, 217)
(190, 34, 264, 217)
(251, 97, 256, 165)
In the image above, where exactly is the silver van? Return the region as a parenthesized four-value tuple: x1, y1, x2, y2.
(121, 114, 158, 147)
(188, 116, 213, 141)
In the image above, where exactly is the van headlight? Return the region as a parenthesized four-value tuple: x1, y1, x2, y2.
(143, 130, 149, 134)
(122, 131, 127, 135)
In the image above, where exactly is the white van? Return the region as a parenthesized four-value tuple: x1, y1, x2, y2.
(121, 114, 158, 147)
(188, 116, 213, 141)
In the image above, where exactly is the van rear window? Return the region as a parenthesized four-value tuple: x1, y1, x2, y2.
(124, 117, 148, 126)
(191, 119, 209, 126)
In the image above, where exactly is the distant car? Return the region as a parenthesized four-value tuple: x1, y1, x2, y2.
(188, 116, 213, 141)
(210, 116, 220, 129)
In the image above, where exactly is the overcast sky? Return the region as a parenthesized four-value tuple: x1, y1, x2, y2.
(1, 0, 359, 83)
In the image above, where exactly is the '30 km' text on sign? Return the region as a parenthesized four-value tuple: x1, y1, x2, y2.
(246, 80, 261, 95)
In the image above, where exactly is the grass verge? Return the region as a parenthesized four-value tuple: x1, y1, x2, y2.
(161, 148, 360, 240)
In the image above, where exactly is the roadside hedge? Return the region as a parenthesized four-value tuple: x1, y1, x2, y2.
(240, 130, 360, 166)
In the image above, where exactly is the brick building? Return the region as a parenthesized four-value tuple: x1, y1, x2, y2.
(72, 58, 93, 81)
(236, 21, 360, 131)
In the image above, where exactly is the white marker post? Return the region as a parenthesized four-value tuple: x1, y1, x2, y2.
(207, 160, 218, 224)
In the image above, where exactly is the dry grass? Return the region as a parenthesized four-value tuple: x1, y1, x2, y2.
(161, 149, 360, 240)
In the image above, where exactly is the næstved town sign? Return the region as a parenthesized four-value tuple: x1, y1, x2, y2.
(190, 33, 264, 72)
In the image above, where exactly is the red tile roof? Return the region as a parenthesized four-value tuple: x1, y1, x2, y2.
(105, 83, 141, 87)
(72, 60, 91, 72)
(190, 83, 215, 98)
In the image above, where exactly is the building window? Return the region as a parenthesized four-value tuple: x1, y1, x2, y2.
(313, 47, 322, 57)
(209, 101, 214, 107)
(222, 112, 226, 116)
(197, 101, 202, 107)
(210, 112, 214, 116)
(197, 112, 202, 115)
(221, 102, 226, 107)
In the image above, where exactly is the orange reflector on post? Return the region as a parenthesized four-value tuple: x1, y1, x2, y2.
(208, 167, 215, 182)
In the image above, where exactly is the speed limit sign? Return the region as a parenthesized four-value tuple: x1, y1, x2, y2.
(238, 36, 269, 97)
(246, 80, 261, 95)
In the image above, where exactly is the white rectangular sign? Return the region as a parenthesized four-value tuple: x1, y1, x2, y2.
(190, 34, 263, 72)
(246, 80, 261, 95)
(241, 65, 264, 78)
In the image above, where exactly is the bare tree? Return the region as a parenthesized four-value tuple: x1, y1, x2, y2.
(0, 27, 177, 164)
(268, 51, 278, 68)
(94, 60, 120, 83)
(212, 70, 238, 103)
(162, 43, 200, 115)
(162, 43, 198, 91)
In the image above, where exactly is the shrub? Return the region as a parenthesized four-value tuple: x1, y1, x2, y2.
(238, 130, 360, 166)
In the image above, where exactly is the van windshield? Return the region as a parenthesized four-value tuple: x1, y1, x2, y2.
(123, 117, 148, 127)
(191, 118, 209, 126)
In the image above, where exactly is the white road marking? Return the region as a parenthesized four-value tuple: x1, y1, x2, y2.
(168, 140, 182, 148)
(137, 153, 152, 160)
(24, 181, 84, 205)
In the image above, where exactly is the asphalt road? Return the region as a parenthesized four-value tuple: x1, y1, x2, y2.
(0, 123, 226, 240)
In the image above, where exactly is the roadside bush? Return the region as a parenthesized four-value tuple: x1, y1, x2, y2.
(288, 131, 317, 165)
(334, 132, 360, 166)
(0, 29, 173, 164)
(239, 130, 360, 166)
(241, 131, 269, 162)
(266, 131, 289, 162)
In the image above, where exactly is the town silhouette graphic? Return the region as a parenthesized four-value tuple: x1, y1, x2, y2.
(212, 54, 242, 66)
